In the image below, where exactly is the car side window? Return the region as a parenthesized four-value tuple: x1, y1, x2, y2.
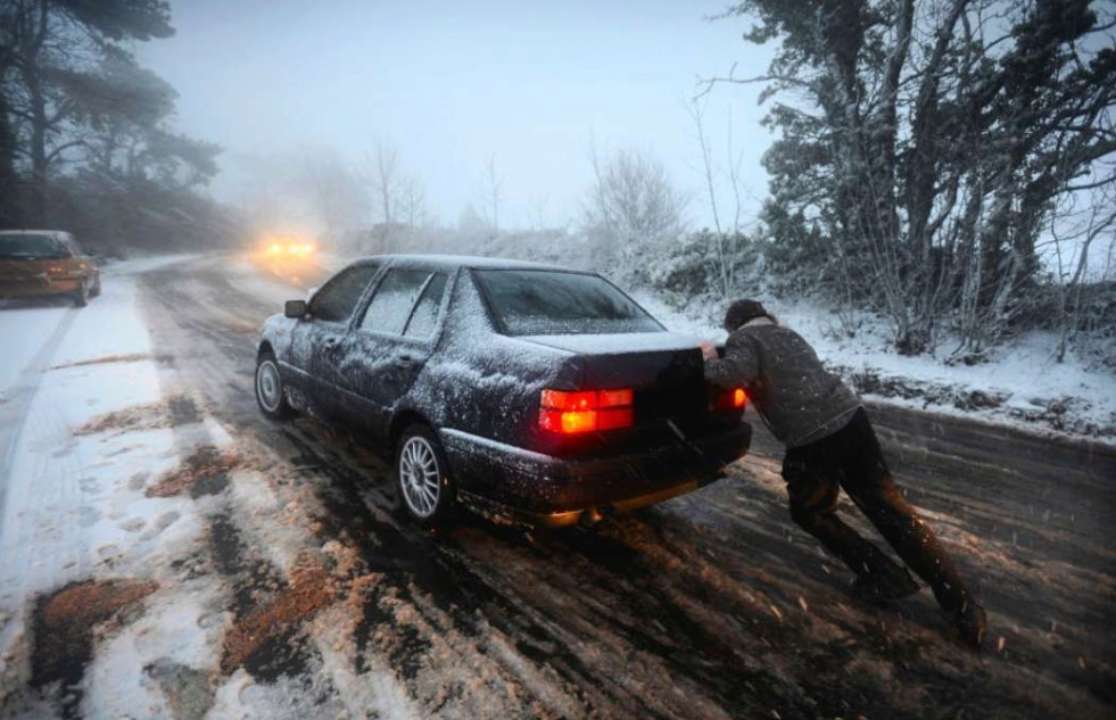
(403, 272, 447, 339)
(359, 268, 431, 336)
(310, 263, 379, 323)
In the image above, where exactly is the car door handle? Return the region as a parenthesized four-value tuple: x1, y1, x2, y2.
(397, 353, 417, 366)
(324, 337, 339, 348)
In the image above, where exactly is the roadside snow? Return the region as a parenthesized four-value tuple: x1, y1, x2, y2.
(0, 305, 69, 403)
(100, 253, 200, 277)
(1, 254, 418, 718)
(635, 292, 1116, 445)
(0, 272, 198, 716)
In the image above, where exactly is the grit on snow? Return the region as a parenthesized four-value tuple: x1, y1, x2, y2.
(0, 253, 1112, 720)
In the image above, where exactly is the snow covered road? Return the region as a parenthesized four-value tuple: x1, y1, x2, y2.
(1, 254, 1114, 719)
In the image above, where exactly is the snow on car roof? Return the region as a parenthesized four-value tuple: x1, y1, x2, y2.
(361, 254, 576, 272)
(518, 331, 705, 355)
(0, 229, 72, 239)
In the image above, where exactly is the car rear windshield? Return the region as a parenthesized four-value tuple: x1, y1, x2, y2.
(473, 269, 662, 335)
(0, 233, 68, 259)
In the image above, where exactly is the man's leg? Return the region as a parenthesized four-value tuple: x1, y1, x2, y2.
(838, 410, 987, 646)
(782, 442, 909, 583)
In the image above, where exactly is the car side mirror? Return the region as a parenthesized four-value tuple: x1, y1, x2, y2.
(284, 299, 308, 319)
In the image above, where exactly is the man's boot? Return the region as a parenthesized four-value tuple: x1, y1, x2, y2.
(952, 599, 988, 650)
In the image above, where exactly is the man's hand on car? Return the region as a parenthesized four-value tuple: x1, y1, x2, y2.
(699, 340, 718, 361)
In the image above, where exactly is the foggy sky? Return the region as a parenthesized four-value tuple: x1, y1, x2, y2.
(137, 0, 774, 232)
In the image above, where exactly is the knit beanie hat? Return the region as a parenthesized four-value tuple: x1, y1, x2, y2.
(724, 299, 769, 332)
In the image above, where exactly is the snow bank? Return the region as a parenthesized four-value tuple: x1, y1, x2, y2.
(634, 291, 1116, 445)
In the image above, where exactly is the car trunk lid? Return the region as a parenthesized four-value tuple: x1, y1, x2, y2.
(518, 332, 719, 456)
(0, 258, 55, 284)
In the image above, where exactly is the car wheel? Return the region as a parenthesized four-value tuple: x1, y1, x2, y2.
(73, 280, 89, 307)
(255, 352, 295, 420)
(90, 275, 102, 297)
(396, 425, 456, 526)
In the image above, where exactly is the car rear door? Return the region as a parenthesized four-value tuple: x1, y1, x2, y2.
(288, 262, 380, 416)
(339, 267, 450, 440)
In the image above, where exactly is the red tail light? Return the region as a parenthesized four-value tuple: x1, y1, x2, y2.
(539, 388, 634, 434)
(711, 386, 748, 412)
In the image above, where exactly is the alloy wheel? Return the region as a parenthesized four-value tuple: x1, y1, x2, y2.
(256, 360, 282, 413)
(399, 435, 441, 518)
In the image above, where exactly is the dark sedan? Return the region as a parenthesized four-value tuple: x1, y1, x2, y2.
(255, 255, 752, 527)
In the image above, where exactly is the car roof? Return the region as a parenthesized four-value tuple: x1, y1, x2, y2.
(360, 254, 576, 272)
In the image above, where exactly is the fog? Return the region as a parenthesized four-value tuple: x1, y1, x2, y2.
(136, 0, 774, 232)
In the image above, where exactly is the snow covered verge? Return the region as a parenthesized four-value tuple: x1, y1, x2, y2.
(0, 257, 415, 719)
(634, 292, 1116, 447)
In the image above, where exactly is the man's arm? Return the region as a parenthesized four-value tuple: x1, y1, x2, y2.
(703, 332, 759, 388)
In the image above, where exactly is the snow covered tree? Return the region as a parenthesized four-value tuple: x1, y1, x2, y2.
(583, 147, 687, 285)
(1, 0, 175, 223)
(710, 0, 1116, 356)
(0, 0, 228, 253)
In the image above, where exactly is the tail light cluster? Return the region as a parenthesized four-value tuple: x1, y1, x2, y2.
(46, 264, 81, 279)
(539, 388, 634, 434)
(539, 384, 746, 435)
(712, 387, 748, 412)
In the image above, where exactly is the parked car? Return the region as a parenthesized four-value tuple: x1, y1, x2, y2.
(255, 255, 752, 527)
(0, 230, 101, 307)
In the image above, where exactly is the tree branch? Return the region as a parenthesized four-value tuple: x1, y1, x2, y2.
(45, 138, 85, 165)
(694, 61, 812, 101)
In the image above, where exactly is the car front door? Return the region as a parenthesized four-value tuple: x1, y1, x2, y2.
(288, 262, 380, 417)
(339, 267, 450, 440)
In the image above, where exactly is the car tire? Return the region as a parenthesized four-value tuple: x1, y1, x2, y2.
(396, 424, 456, 526)
(90, 275, 102, 297)
(73, 280, 89, 307)
(255, 352, 296, 420)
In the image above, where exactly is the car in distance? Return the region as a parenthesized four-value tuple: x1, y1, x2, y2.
(255, 255, 752, 527)
(257, 233, 317, 259)
(0, 230, 101, 307)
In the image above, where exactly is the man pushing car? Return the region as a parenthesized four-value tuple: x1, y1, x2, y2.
(701, 299, 987, 649)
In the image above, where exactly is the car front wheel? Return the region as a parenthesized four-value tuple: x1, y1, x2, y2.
(255, 353, 295, 420)
(73, 279, 90, 307)
(396, 425, 455, 526)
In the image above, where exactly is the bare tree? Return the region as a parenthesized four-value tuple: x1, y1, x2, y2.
(483, 152, 502, 234)
(688, 99, 754, 295)
(301, 149, 367, 248)
(1047, 185, 1116, 362)
(398, 176, 427, 230)
(528, 194, 550, 231)
(369, 143, 399, 226)
(584, 146, 687, 283)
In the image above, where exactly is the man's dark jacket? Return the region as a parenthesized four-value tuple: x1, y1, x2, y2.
(704, 320, 860, 447)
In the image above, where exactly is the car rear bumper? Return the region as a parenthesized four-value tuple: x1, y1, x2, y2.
(0, 279, 82, 298)
(439, 422, 752, 527)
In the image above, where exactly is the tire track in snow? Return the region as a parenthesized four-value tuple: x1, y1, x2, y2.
(133, 259, 375, 716)
(0, 307, 78, 533)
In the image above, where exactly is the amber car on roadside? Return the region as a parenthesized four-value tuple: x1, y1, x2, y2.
(0, 230, 101, 307)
